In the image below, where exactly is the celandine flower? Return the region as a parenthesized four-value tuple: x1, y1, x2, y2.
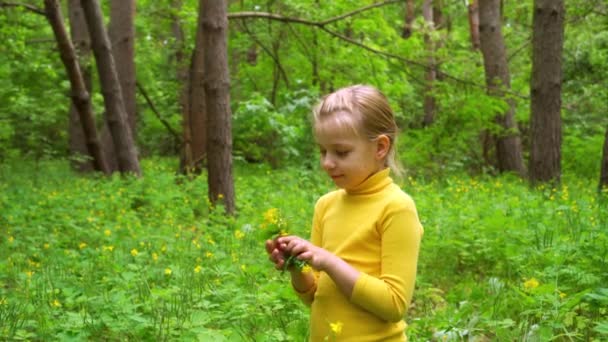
(329, 321, 343, 335)
(131, 248, 139, 257)
(524, 277, 539, 290)
(301, 265, 313, 273)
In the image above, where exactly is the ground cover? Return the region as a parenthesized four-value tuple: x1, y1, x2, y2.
(1, 158, 606, 340)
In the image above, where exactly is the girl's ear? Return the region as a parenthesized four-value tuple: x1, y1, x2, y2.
(375, 135, 390, 160)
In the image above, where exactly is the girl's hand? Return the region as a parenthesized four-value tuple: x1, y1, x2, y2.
(277, 235, 332, 271)
(265, 238, 287, 270)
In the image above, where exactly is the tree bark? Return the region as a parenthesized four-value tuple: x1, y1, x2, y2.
(478, 0, 526, 177)
(467, 0, 480, 49)
(80, 0, 141, 176)
(529, 0, 564, 184)
(98, 0, 137, 171)
(44, 0, 109, 174)
(180, 1, 207, 174)
(402, 0, 415, 38)
(67, 0, 94, 172)
(422, 0, 436, 126)
(201, 0, 235, 214)
(600, 126, 608, 191)
(109, 0, 136, 133)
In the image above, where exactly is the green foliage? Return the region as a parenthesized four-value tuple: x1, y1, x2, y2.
(233, 90, 317, 167)
(2, 158, 607, 340)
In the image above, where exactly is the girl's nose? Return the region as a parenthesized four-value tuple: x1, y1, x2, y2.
(321, 155, 335, 170)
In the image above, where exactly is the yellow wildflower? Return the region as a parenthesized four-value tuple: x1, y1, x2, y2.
(206, 251, 214, 258)
(524, 278, 539, 290)
(194, 265, 202, 274)
(263, 208, 279, 225)
(559, 291, 566, 299)
(102, 245, 114, 252)
(51, 299, 62, 308)
(240, 264, 247, 271)
(329, 321, 343, 335)
(164, 268, 172, 275)
(152, 252, 158, 261)
(8, 236, 14, 243)
(301, 265, 313, 273)
(130, 248, 139, 257)
(104, 229, 111, 236)
(234, 230, 245, 240)
(43, 243, 50, 249)
(79, 242, 87, 249)
(25, 270, 34, 278)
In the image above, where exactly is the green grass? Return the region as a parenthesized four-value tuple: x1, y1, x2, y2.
(1, 158, 607, 341)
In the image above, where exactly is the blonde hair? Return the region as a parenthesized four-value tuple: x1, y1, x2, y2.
(312, 84, 403, 178)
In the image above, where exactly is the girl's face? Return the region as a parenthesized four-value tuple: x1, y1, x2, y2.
(315, 116, 387, 191)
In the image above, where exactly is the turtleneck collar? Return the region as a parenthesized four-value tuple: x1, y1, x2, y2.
(345, 168, 392, 195)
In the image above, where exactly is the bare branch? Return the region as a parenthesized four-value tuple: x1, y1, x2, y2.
(136, 81, 181, 142)
(0, 1, 44, 15)
(229, 5, 528, 99)
(319, 0, 403, 26)
(228, 12, 318, 26)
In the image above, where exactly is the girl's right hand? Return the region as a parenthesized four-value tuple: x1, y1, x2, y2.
(265, 238, 287, 270)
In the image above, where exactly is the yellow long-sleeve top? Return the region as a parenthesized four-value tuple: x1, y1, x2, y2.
(296, 168, 423, 341)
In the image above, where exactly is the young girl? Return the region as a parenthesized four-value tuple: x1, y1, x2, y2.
(265, 85, 423, 341)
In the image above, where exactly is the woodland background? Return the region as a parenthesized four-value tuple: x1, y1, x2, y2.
(0, 0, 607, 340)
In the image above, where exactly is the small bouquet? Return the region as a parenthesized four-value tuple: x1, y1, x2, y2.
(262, 208, 310, 273)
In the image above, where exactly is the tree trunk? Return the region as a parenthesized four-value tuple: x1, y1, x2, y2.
(67, 0, 94, 172)
(180, 1, 207, 174)
(467, 0, 480, 49)
(44, 0, 109, 174)
(422, 0, 436, 126)
(109, 0, 136, 133)
(171, 0, 194, 173)
(402, 0, 415, 38)
(478, 0, 526, 177)
(80, 0, 141, 176)
(529, 0, 564, 184)
(600, 126, 608, 191)
(98, 0, 136, 171)
(201, 0, 235, 214)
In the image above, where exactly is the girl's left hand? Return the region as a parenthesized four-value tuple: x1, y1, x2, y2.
(276, 235, 333, 271)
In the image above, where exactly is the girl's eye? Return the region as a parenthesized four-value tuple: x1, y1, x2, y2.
(336, 151, 350, 157)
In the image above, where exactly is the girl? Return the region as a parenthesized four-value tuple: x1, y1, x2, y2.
(265, 85, 423, 341)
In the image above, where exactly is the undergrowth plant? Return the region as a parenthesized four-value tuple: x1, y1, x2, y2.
(1, 158, 606, 341)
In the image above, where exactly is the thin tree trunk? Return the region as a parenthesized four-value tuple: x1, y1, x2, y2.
(402, 0, 415, 38)
(529, 0, 564, 184)
(422, 0, 436, 126)
(171, 0, 194, 174)
(44, 0, 109, 174)
(67, 0, 94, 172)
(80, 0, 141, 176)
(201, 0, 235, 214)
(109, 0, 136, 133)
(478, 0, 526, 176)
(181, 1, 207, 174)
(600, 126, 608, 191)
(468, 0, 480, 49)
(98, 0, 136, 171)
